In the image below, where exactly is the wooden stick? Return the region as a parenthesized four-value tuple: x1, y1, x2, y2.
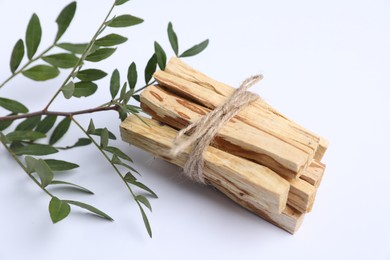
(300, 161, 325, 188)
(141, 85, 325, 213)
(217, 183, 305, 234)
(120, 115, 304, 233)
(141, 84, 310, 179)
(121, 115, 289, 214)
(162, 57, 329, 161)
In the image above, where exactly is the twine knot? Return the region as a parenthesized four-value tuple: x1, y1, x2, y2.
(170, 75, 263, 184)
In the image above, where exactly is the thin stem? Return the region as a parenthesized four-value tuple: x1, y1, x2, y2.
(0, 44, 55, 89)
(44, 2, 117, 111)
(134, 80, 156, 94)
(0, 133, 54, 198)
(97, 80, 157, 108)
(0, 104, 119, 121)
(71, 118, 137, 199)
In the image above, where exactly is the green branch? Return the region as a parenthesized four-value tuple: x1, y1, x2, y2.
(43, 2, 117, 111)
(0, 44, 55, 89)
(0, 104, 119, 121)
(71, 117, 137, 199)
(0, 133, 54, 198)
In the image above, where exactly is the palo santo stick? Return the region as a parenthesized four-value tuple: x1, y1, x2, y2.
(120, 115, 304, 233)
(141, 84, 309, 179)
(141, 85, 322, 213)
(154, 70, 317, 159)
(162, 57, 329, 161)
(300, 161, 325, 188)
(215, 183, 304, 234)
(121, 115, 289, 214)
(288, 178, 316, 213)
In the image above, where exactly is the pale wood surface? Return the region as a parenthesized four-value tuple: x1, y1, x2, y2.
(300, 161, 326, 188)
(163, 57, 328, 160)
(140, 85, 325, 213)
(121, 58, 328, 232)
(120, 115, 304, 233)
(141, 84, 309, 179)
(121, 115, 290, 214)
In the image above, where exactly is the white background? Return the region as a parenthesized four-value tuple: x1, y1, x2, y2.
(1, 0, 389, 259)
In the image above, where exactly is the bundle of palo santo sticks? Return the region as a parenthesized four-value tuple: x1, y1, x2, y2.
(120, 57, 328, 234)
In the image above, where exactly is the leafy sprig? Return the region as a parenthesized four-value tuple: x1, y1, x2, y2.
(0, 0, 208, 237)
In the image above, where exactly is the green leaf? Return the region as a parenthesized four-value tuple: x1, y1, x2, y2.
(154, 41, 167, 70)
(137, 195, 152, 212)
(95, 34, 127, 47)
(127, 62, 137, 89)
(100, 128, 109, 148)
(49, 117, 71, 145)
(15, 115, 41, 131)
(85, 48, 116, 62)
(144, 54, 157, 84)
(103, 146, 132, 162)
(25, 156, 38, 174)
(118, 107, 128, 121)
(14, 144, 58, 156)
(59, 137, 92, 150)
(133, 94, 140, 102)
(61, 81, 75, 99)
(73, 81, 98, 98)
(36, 115, 57, 134)
(9, 140, 23, 148)
(34, 159, 54, 187)
(0, 114, 15, 131)
(57, 43, 88, 54)
(76, 69, 107, 81)
(107, 15, 143, 28)
(55, 2, 77, 42)
(124, 171, 136, 181)
(167, 22, 179, 56)
(44, 159, 79, 171)
(25, 14, 42, 59)
(126, 104, 141, 113)
(180, 39, 209, 58)
(10, 39, 25, 73)
(139, 205, 152, 237)
(64, 200, 113, 221)
(111, 154, 122, 164)
(0, 97, 28, 113)
(112, 155, 137, 173)
(135, 182, 158, 198)
(35, 159, 54, 187)
(22, 65, 60, 81)
(125, 175, 158, 198)
(50, 180, 93, 194)
(49, 197, 71, 223)
(73, 138, 92, 147)
(110, 69, 120, 99)
(42, 53, 79, 68)
(119, 85, 127, 104)
(115, 0, 129, 5)
(91, 128, 116, 140)
(123, 90, 132, 104)
(87, 119, 95, 134)
(6, 131, 45, 141)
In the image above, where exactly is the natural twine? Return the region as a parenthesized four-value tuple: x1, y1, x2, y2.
(170, 75, 263, 184)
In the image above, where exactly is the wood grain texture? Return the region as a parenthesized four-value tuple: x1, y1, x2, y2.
(162, 57, 328, 161)
(120, 58, 328, 233)
(121, 115, 289, 214)
(141, 84, 309, 179)
(120, 115, 304, 234)
(300, 161, 326, 188)
(141, 85, 325, 213)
